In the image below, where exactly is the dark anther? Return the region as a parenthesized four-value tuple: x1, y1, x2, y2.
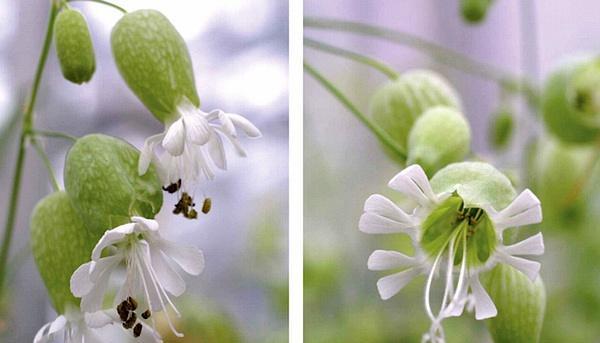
(127, 296, 138, 311)
(186, 209, 198, 219)
(141, 309, 151, 319)
(117, 301, 129, 322)
(202, 197, 212, 214)
(162, 179, 182, 193)
(133, 323, 143, 338)
(123, 312, 137, 329)
(173, 192, 199, 220)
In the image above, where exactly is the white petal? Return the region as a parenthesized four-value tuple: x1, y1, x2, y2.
(88, 255, 121, 283)
(363, 194, 417, 226)
(470, 276, 497, 320)
(229, 113, 262, 138)
(207, 134, 227, 170)
(491, 189, 542, 232)
(159, 240, 205, 275)
(496, 252, 541, 281)
(84, 310, 115, 328)
(445, 284, 469, 317)
(150, 247, 186, 296)
(367, 250, 416, 271)
(70, 262, 94, 297)
(132, 216, 159, 232)
(217, 110, 237, 137)
(34, 322, 52, 343)
(162, 119, 186, 156)
(376, 268, 421, 300)
(80, 260, 115, 312)
(91, 223, 136, 261)
(138, 133, 164, 176)
(358, 213, 417, 236)
(217, 128, 247, 157)
(183, 113, 211, 145)
(503, 233, 545, 256)
(48, 315, 67, 335)
(387, 165, 437, 207)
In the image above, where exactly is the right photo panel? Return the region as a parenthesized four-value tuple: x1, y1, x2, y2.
(304, 1, 600, 342)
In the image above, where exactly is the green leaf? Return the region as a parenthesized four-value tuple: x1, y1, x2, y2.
(111, 9, 200, 123)
(30, 191, 99, 314)
(54, 8, 96, 84)
(64, 134, 163, 236)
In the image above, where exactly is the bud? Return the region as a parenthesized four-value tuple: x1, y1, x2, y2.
(430, 161, 516, 210)
(370, 69, 462, 159)
(489, 108, 514, 150)
(30, 191, 98, 314)
(407, 106, 471, 176)
(54, 8, 96, 84)
(64, 134, 163, 235)
(460, 0, 494, 24)
(485, 264, 546, 343)
(542, 56, 600, 143)
(111, 9, 200, 123)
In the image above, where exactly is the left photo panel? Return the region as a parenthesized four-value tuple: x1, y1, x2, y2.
(0, 1, 288, 342)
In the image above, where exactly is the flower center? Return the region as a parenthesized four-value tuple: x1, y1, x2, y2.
(420, 195, 496, 267)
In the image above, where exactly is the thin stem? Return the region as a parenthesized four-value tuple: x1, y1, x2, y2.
(67, 0, 127, 13)
(303, 61, 407, 160)
(31, 139, 61, 192)
(304, 17, 539, 103)
(0, 2, 59, 294)
(304, 37, 399, 80)
(29, 129, 78, 142)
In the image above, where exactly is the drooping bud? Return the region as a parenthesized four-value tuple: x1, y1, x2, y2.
(407, 106, 471, 176)
(111, 9, 200, 123)
(485, 264, 546, 343)
(460, 0, 495, 24)
(64, 134, 163, 235)
(54, 8, 96, 84)
(489, 107, 514, 150)
(370, 69, 462, 161)
(430, 161, 516, 210)
(542, 56, 600, 143)
(30, 191, 99, 314)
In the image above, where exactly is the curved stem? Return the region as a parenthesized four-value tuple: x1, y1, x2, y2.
(304, 17, 539, 103)
(30, 129, 78, 142)
(31, 139, 61, 192)
(0, 2, 59, 294)
(67, 0, 127, 13)
(304, 61, 407, 160)
(304, 37, 399, 80)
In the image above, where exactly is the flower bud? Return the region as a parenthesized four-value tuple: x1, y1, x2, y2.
(111, 9, 200, 123)
(430, 161, 516, 210)
(542, 56, 600, 143)
(485, 264, 546, 343)
(64, 134, 163, 235)
(489, 108, 514, 150)
(407, 106, 471, 176)
(370, 69, 462, 159)
(54, 8, 96, 84)
(460, 0, 494, 24)
(30, 191, 98, 314)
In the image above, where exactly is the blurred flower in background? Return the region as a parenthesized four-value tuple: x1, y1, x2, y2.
(0, 0, 288, 342)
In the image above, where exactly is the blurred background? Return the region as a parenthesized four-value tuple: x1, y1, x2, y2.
(0, 0, 288, 342)
(304, 0, 600, 342)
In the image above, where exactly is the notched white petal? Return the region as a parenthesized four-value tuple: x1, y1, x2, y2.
(91, 223, 136, 260)
(491, 189, 542, 231)
(367, 250, 416, 271)
(162, 119, 186, 156)
(387, 165, 437, 207)
(376, 268, 421, 300)
(183, 114, 211, 145)
(229, 113, 262, 138)
(358, 212, 417, 236)
(497, 252, 541, 281)
(503, 233, 545, 256)
(363, 194, 417, 226)
(159, 240, 205, 275)
(470, 277, 497, 320)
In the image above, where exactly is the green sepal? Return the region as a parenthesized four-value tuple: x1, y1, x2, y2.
(64, 134, 163, 236)
(407, 106, 471, 176)
(485, 264, 546, 343)
(30, 191, 99, 314)
(430, 162, 516, 210)
(111, 9, 200, 123)
(370, 69, 462, 160)
(54, 8, 96, 84)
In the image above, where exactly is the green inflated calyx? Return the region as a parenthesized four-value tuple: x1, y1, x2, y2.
(542, 56, 600, 143)
(489, 108, 514, 150)
(407, 106, 471, 176)
(31, 192, 99, 314)
(460, 0, 494, 24)
(370, 69, 462, 160)
(111, 9, 200, 123)
(485, 264, 546, 343)
(64, 134, 163, 235)
(54, 8, 96, 84)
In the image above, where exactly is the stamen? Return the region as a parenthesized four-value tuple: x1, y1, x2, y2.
(133, 323, 143, 338)
(141, 309, 152, 319)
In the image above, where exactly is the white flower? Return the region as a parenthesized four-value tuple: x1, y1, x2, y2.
(359, 165, 544, 343)
(70, 216, 205, 339)
(138, 98, 262, 192)
(34, 306, 161, 343)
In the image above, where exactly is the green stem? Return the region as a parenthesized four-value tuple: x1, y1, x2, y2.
(0, 2, 59, 294)
(31, 139, 61, 192)
(304, 17, 539, 102)
(29, 129, 78, 142)
(304, 61, 407, 160)
(67, 0, 127, 13)
(304, 37, 399, 80)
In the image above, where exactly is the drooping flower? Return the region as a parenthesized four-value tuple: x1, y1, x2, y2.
(359, 164, 544, 343)
(70, 216, 205, 340)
